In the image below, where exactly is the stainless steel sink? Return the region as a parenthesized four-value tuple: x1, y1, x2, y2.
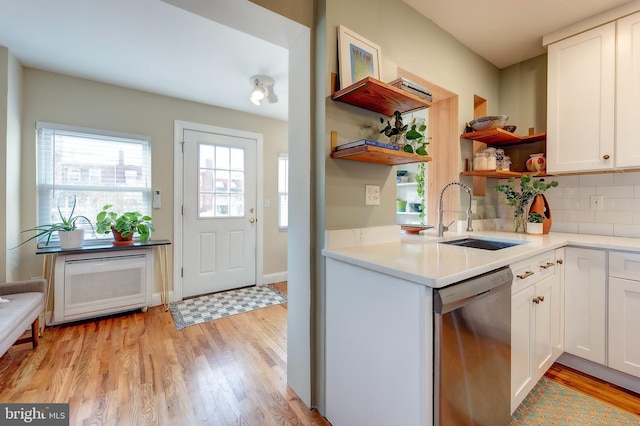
(439, 237, 525, 251)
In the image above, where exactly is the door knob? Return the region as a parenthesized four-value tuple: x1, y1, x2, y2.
(603, 154, 610, 160)
(249, 217, 256, 223)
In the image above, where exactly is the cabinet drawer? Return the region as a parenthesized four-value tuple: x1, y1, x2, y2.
(610, 251, 640, 280)
(511, 251, 557, 294)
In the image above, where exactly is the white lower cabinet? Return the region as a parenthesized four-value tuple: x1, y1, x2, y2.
(511, 249, 563, 413)
(608, 251, 640, 377)
(564, 247, 606, 364)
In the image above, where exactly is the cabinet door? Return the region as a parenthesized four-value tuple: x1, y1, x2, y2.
(547, 23, 616, 173)
(533, 276, 556, 376)
(564, 248, 606, 364)
(608, 277, 640, 377)
(511, 285, 535, 413)
(554, 248, 565, 357)
(616, 11, 640, 168)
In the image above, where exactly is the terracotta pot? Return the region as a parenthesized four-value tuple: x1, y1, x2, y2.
(529, 194, 552, 234)
(111, 226, 134, 246)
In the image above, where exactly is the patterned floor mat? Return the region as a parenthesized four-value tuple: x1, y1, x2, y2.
(511, 377, 640, 425)
(169, 285, 286, 331)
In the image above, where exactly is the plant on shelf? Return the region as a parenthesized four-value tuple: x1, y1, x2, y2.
(396, 196, 407, 212)
(495, 176, 558, 233)
(15, 195, 93, 249)
(96, 205, 154, 245)
(415, 163, 426, 224)
(380, 112, 430, 156)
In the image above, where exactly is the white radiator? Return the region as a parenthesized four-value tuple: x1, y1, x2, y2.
(53, 249, 153, 324)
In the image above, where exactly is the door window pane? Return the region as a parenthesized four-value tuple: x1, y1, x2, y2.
(199, 143, 245, 218)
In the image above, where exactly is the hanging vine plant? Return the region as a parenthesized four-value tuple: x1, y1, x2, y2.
(415, 162, 426, 224)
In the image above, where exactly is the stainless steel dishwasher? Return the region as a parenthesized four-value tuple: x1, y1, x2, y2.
(433, 266, 513, 425)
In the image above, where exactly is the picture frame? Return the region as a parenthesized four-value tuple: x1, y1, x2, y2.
(337, 25, 382, 89)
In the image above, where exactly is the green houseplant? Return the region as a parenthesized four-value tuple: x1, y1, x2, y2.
(96, 205, 154, 245)
(527, 212, 545, 235)
(495, 176, 558, 233)
(396, 196, 407, 212)
(16, 196, 93, 249)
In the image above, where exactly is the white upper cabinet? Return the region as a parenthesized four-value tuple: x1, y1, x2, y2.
(547, 11, 640, 173)
(547, 23, 616, 173)
(615, 11, 640, 168)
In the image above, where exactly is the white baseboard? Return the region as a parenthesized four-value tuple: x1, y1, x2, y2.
(262, 272, 288, 285)
(557, 353, 640, 393)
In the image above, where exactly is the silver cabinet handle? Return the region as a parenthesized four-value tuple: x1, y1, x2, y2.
(517, 271, 534, 280)
(540, 262, 555, 270)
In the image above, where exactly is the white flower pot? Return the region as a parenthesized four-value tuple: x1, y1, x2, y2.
(526, 222, 543, 235)
(58, 229, 85, 249)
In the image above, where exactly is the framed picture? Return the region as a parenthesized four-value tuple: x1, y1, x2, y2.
(337, 25, 382, 88)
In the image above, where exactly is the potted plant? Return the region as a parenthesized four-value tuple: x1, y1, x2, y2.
(495, 175, 558, 233)
(396, 196, 407, 212)
(16, 196, 93, 249)
(527, 212, 544, 235)
(96, 205, 154, 245)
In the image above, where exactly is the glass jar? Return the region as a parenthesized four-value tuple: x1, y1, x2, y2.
(474, 152, 488, 170)
(500, 156, 512, 171)
(484, 147, 497, 170)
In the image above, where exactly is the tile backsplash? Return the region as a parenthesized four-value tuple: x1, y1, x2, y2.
(497, 172, 640, 237)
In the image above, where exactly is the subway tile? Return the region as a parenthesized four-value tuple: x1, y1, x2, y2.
(596, 185, 634, 198)
(553, 175, 579, 187)
(562, 187, 580, 198)
(635, 211, 640, 225)
(562, 198, 581, 210)
(614, 198, 640, 211)
(614, 172, 640, 186)
(579, 222, 614, 236)
(614, 224, 640, 238)
(635, 185, 640, 198)
(595, 210, 634, 225)
(576, 198, 593, 210)
(580, 174, 614, 186)
(551, 221, 579, 233)
(562, 210, 594, 222)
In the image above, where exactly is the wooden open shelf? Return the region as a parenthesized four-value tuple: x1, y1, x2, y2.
(461, 128, 546, 146)
(461, 170, 548, 179)
(331, 77, 431, 116)
(331, 145, 431, 165)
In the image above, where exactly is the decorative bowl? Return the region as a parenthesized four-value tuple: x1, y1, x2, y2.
(396, 170, 408, 176)
(468, 115, 509, 131)
(502, 125, 517, 133)
(401, 224, 433, 234)
(409, 203, 423, 213)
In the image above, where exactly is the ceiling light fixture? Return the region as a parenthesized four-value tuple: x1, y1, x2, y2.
(250, 75, 278, 106)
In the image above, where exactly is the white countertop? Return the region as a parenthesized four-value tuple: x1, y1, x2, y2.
(322, 228, 640, 288)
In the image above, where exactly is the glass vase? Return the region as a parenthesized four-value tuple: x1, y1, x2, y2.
(514, 209, 527, 233)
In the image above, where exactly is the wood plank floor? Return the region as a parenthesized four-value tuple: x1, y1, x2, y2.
(0, 283, 331, 426)
(1, 281, 639, 425)
(544, 363, 640, 417)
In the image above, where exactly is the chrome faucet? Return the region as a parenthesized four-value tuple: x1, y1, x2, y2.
(437, 181, 473, 237)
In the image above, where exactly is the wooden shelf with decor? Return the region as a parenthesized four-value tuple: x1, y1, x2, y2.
(461, 170, 548, 179)
(461, 128, 546, 146)
(331, 145, 432, 165)
(331, 77, 432, 116)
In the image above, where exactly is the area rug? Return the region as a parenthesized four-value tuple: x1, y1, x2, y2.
(511, 377, 640, 425)
(169, 285, 286, 331)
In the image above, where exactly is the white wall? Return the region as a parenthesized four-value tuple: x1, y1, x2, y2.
(17, 67, 288, 286)
(497, 172, 640, 237)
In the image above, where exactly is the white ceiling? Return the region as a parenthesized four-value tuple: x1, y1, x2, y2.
(404, 0, 634, 69)
(0, 0, 635, 123)
(0, 0, 291, 120)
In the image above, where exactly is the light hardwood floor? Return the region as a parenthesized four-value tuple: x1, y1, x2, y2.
(1, 282, 639, 425)
(0, 283, 330, 426)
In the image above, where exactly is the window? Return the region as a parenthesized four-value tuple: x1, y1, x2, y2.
(36, 122, 151, 245)
(198, 143, 245, 218)
(278, 154, 289, 230)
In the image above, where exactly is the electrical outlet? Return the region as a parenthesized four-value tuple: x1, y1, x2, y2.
(590, 195, 604, 211)
(365, 185, 380, 205)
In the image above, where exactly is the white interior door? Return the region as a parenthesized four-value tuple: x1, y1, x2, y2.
(182, 129, 257, 297)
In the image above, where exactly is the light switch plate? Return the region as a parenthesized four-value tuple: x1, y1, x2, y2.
(365, 185, 380, 205)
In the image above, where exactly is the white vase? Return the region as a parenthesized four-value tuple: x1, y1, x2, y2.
(526, 222, 543, 235)
(58, 229, 85, 249)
